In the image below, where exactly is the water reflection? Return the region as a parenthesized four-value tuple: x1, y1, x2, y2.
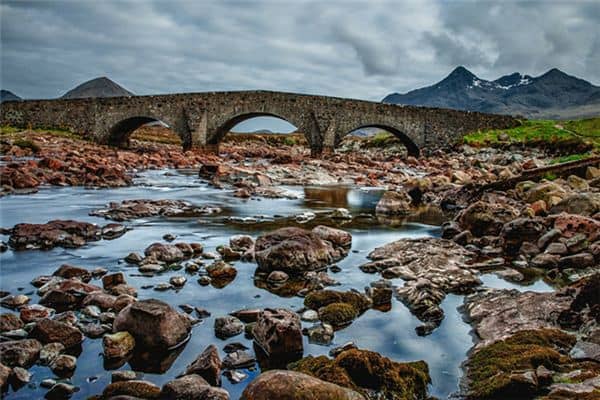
(0, 169, 558, 400)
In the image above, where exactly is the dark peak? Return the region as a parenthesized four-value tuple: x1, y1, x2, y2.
(538, 68, 570, 80)
(61, 76, 134, 99)
(447, 66, 477, 80)
(1, 89, 21, 102)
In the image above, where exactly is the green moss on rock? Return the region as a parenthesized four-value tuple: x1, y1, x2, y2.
(289, 348, 431, 400)
(465, 329, 577, 399)
(304, 290, 371, 313)
(318, 302, 358, 327)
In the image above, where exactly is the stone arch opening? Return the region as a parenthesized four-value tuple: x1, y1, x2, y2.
(108, 116, 182, 150)
(343, 124, 420, 157)
(212, 112, 306, 147)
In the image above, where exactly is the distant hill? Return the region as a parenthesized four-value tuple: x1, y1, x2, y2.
(383, 66, 600, 119)
(61, 77, 134, 99)
(1, 89, 21, 102)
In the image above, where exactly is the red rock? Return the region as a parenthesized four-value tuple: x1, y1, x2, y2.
(554, 213, 600, 242)
(29, 318, 84, 348)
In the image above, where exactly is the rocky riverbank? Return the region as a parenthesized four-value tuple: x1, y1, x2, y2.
(1, 126, 599, 399)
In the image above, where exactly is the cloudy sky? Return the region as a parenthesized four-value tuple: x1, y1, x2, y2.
(2, 0, 599, 102)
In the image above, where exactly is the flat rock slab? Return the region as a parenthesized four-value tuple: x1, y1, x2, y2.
(464, 288, 574, 348)
(361, 237, 480, 335)
(90, 199, 222, 221)
(7, 219, 127, 250)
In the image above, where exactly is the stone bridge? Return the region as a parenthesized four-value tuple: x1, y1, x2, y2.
(0, 90, 519, 156)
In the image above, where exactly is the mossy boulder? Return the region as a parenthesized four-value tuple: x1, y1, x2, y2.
(318, 302, 358, 328)
(304, 290, 371, 313)
(289, 348, 431, 400)
(464, 329, 578, 399)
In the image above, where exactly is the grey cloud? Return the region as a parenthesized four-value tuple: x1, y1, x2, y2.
(1, 0, 598, 101)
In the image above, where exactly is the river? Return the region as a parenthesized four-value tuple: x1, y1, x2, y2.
(0, 168, 554, 399)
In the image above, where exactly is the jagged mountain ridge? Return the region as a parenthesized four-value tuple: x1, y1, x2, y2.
(61, 77, 134, 99)
(382, 67, 600, 119)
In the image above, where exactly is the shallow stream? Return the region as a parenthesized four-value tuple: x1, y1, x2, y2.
(0, 169, 554, 399)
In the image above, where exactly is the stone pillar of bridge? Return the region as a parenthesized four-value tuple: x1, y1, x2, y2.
(188, 108, 219, 154)
(321, 121, 337, 155)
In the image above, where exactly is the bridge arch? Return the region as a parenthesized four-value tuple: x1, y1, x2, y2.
(341, 124, 420, 157)
(107, 115, 189, 149)
(210, 112, 306, 146)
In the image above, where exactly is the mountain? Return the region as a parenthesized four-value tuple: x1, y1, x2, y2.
(1, 89, 21, 102)
(61, 77, 134, 99)
(382, 67, 600, 119)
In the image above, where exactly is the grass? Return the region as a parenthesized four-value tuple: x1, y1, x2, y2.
(549, 153, 592, 164)
(463, 118, 600, 152)
(1, 125, 81, 139)
(130, 126, 181, 145)
(365, 131, 403, 148)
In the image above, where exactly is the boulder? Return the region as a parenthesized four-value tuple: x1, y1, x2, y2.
(550, 193, 600, 217)
(53, 264, 92, 282)
(253, 308, 303, 357)
(102, 380, 161, 399)
(229, 234, 254, 252)
(103, 331, 135, 359)
(183, 344, 221, 386)
(289, 348, 431, 400)
(375, 190, 412, 215)
(0, 313, 23, 332)
(160, 374, 229, 400)
(457, 200, 520, 237)
(241, 370, 365, 400)
(523, 181, 568, 206)
(0, 363, 10, 390)
(500, 217, 546, 255)
(113, 299, 191, 349)
(0, 339, 41, 367)
(464, 289, 573, 348)
(214, 316, 244, 339)
(144, 243, 185, 263)
(49, 354, 76, 377)
(29, 318, 83, 348)
(19, 304, 54, 323)
(554, 213, 600, 242)
(254, 227, 341, 275)
(312, 225, 352, 250)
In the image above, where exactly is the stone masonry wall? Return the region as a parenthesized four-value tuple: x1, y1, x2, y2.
(0, 90, 519, 156)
